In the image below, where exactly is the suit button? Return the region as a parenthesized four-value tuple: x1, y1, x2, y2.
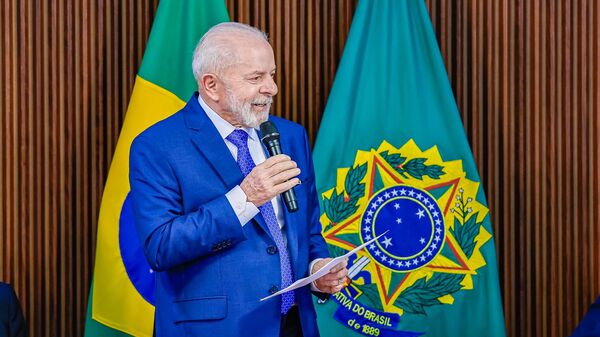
(267, 246, 278, 255)
(269, 285, 279, 295)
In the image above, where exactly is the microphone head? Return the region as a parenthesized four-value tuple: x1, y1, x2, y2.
(259, 121, 280, 145)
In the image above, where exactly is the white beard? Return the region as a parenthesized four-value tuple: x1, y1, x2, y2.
(225, 87, 272, 128)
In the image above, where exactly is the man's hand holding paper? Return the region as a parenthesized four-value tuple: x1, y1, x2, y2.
(260, 232, 387, 302)
(311, 258, 349, 294)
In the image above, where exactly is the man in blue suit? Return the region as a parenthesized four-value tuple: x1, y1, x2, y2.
(129, 22, 348, 337)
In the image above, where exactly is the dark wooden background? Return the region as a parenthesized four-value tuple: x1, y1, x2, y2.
(0, 0, 598, 336)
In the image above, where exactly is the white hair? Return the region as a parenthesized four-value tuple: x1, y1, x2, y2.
(192, 22, 269, 82)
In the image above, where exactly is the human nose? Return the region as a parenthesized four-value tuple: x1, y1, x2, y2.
(261, 76, 278, 96)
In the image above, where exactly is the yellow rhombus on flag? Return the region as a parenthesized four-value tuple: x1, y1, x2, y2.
(84, 1, 229, 336)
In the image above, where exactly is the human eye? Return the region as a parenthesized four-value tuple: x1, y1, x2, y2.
(246, 74, 262, 83)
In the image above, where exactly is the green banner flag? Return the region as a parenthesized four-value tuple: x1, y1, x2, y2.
(84, 1, 229, 336)
(312, 1, 506, 336)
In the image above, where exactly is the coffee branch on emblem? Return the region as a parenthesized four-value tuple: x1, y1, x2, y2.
(380, 150, 445, 180)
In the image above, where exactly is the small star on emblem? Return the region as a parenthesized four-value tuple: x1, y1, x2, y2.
(396, 217, 402, 224)
(388, 259, 395, 265)
(419, 237, 426, 244)
(431, 243, 438, 249)
(375, 250, 381, 256)
(435, 227, 442, 234)
(365, 234, 372, 240)
(369, 243, 376, 249)
(408, 190, 415, 197)
(400, 189, 407, 195)
(412, 258, 419, 265)
(391, 189, 398, 196)
(367, 210, 374, 216)
(434, 235, 441, 242)
(420, 255, 426, 261)
(382, 236, 393, 248)
(365, 218, 371, 224)
(432, 210, 440, 218)
(416, 193, 423, 200)
(376, 196, 384, 203)
(394, 203, 400, 210)
(384, 192, 390, 199)
(416, 209, 426, 219)
(428, 204, 435, 210)
(435, 219, 442, 226)
(364, 227, 371, 232)
(396, 260, 403, 267)
(426, 250, 433, 256)
(381, 256, 387, 262)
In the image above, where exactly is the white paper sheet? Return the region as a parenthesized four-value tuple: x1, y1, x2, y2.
(259, 230, 388, 302)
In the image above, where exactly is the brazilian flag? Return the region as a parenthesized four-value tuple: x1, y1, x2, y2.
(84, 1, 229, 336)
(312, 1, 506, 337)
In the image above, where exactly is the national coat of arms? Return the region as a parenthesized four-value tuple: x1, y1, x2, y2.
(319, 140, 492, 336)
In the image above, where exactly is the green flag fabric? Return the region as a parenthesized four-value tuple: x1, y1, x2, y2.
(84, 1, 229, 336)
(312, 1, 506, 337)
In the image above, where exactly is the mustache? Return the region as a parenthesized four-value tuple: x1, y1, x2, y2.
(251, 97, 273, 105)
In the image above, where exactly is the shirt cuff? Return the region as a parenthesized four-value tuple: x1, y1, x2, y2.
(309, 258, 325, 292)
(225, 185, 260, 226)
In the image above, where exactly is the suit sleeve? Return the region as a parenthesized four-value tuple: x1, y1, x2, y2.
(301, 129, 330, 263)
(129, 134, 247, 272)
(300, 129, 331, 299)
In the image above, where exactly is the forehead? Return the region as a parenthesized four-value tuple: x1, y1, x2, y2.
(225, 34, 276, 73)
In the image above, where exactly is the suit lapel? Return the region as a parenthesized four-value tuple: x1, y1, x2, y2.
(184, 96, 244, 189)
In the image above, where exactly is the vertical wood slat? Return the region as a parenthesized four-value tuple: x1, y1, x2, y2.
(423, 1, 600, 337)
(0, 1, 159, 336)
(0, 1, 598, 337)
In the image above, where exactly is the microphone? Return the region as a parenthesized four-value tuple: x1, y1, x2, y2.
(259, 121, 299, 213)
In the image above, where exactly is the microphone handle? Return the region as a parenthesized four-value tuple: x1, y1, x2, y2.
(265, 139, 299, 213)
(282, 189, 299, 213)
(267, 142, 283, 156)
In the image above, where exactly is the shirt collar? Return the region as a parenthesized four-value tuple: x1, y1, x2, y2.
(198, 94, 258, 142)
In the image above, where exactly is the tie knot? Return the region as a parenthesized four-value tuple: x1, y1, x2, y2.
(226, 129, 249, 149)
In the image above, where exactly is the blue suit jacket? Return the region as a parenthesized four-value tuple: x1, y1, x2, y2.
(129, 93, 330, 337)
(0, 283, 26, 337)
(570, 296, 600, 337)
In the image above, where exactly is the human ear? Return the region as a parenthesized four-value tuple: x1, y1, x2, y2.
(201, 73, 220, 101)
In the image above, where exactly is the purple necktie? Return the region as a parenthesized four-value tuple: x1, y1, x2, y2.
(226, 129, 295, 314)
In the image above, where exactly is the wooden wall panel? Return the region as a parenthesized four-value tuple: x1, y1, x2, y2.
(0, 1, 598, 337)
(426, 1, 600, 336)
(0, 1, 159, 335)
(226, 0, 357, 140)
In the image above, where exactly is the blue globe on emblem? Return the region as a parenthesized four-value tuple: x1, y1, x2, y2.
(360, 185, 445, 272)
(119, 193, 156, 305)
